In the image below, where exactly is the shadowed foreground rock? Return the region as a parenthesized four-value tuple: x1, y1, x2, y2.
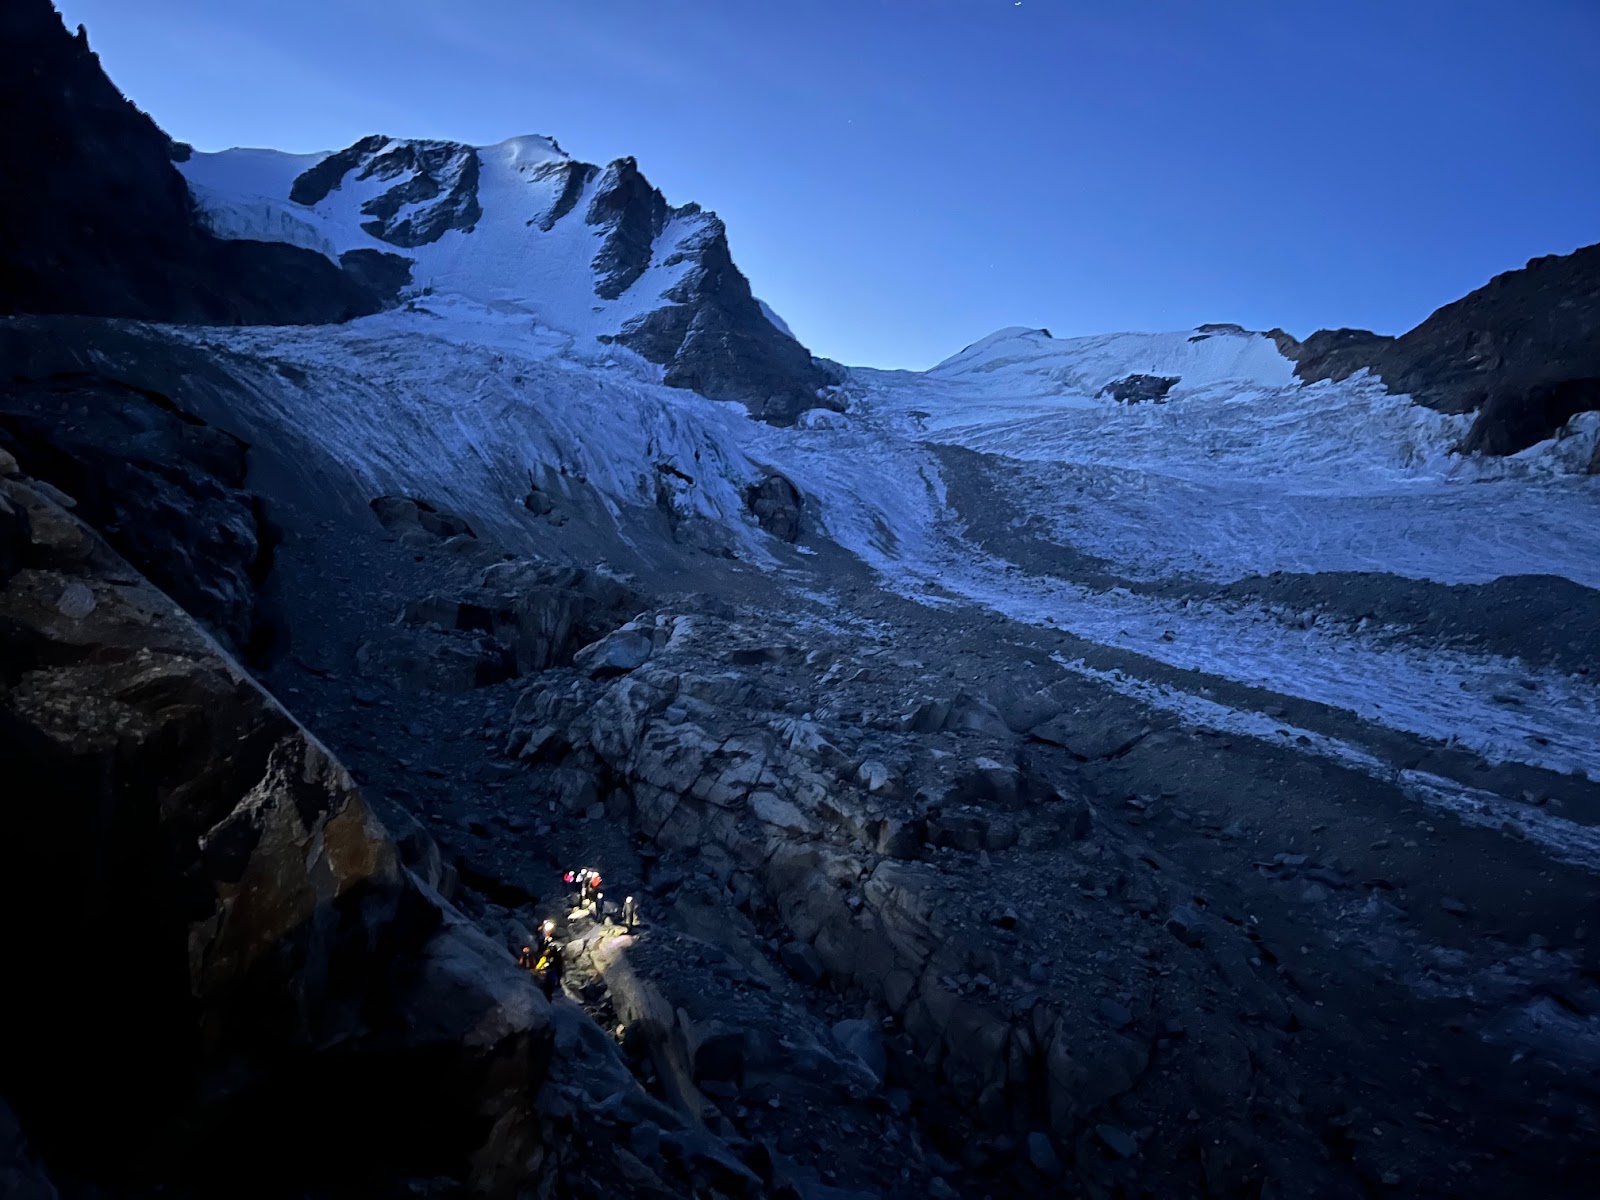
(0, 456, 550, 1196)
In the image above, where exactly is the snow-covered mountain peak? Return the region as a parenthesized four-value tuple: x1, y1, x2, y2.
(178, 132, 834, 423)
(928, 323, 1298, 401)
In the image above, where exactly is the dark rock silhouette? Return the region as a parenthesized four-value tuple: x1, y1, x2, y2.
(1280, 242, 1600, 454)
(0, 0, 407, 324)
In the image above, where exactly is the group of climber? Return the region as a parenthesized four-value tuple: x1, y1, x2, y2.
(515, 865, 642, 999)
(562, 866, 640, 929)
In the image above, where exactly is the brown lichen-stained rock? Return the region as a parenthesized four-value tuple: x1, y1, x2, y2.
(0, 470, 550, 1195)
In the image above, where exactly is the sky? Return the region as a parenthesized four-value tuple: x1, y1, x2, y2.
(55, 0, 1600, 370)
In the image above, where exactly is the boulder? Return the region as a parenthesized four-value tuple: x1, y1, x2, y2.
(904, 692, 1013, 736)
(355, 628, 516, 692)
(1027, 1130, 1064, 1179)
(1028, 712, 1149, 760)
(0, 488, 28, 586)
(574, 627, 654, 677)
(369, 494, 477, 540)
(954, 756, 1022, 806)
(744, 473, 804, 542)
(780, 941, 828, 986)
(876, 817, 924, 859)
(831, 1019, 887, 1087)
(926, 810, 990, 853)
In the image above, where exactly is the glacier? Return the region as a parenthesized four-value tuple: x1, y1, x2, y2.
(167, 138, 1600, 843)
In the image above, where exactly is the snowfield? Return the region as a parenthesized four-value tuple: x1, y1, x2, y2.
(172, 155, 1600, 859)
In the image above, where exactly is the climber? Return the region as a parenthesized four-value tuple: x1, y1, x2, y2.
(621, 894, 639, 929)
(532, 934, 563, 1000)
(515, 944, 535, 971)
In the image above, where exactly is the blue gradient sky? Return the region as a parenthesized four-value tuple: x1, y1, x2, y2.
(56, 0, 1600, 369)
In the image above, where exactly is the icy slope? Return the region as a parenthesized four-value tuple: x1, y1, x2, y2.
(146, 301, 1600, 786)
(834, 323, 1600, 805)
(854, 325, 1600, 585)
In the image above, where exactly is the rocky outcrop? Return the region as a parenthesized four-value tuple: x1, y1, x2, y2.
(536, 159, 599, 232)
(0, 1, 403, 324)
(488, 615, 1381, 1196)
(358, 558, 644, 692)
(0, 372, 278, 657)
(1282, 242, 1600, 454)
(370, 493, 478, 542)
(744, 473, 804, 542)
(0, 458, 550, 1194)
(615, 213, 838, 424)
(588, 158, 673, 301)
(1276, 327, 1397, 384)
(1099, 373, 1180, 404)
(581, 164, 835, 424)
(1457, 376, 1600, 456)
(291, 136, 483, 248)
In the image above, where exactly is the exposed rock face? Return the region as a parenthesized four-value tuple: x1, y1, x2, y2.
(338, 245, 417, 298)
(1282, 242, 1600, 454)
(359, 558, 644, 693)
(290, 133, 392, 205)
(0, 1, 403, 324)
(291, 136, 483, 247)
(0, 460, 550, 1194)
(1277, 327, 1397, 384)
(600, 200, 836, 425)
(0, 372, 277, 657)
(744, 473, 804, 542)
(1458, 376, 1600, 456)
(1368, 244, 1600, 414)
(468, 597, 1600, 1199)
(1099, 373, 1180, 404)
(588, 158, 673, 300)
(537, 159, 599, 232)
(237, 126, 836, 423)
(488, 616, 1305, 1191)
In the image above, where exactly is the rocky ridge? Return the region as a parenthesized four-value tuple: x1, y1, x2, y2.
(1273, 242, 1600, 455)
(0, 0, 406, 325)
